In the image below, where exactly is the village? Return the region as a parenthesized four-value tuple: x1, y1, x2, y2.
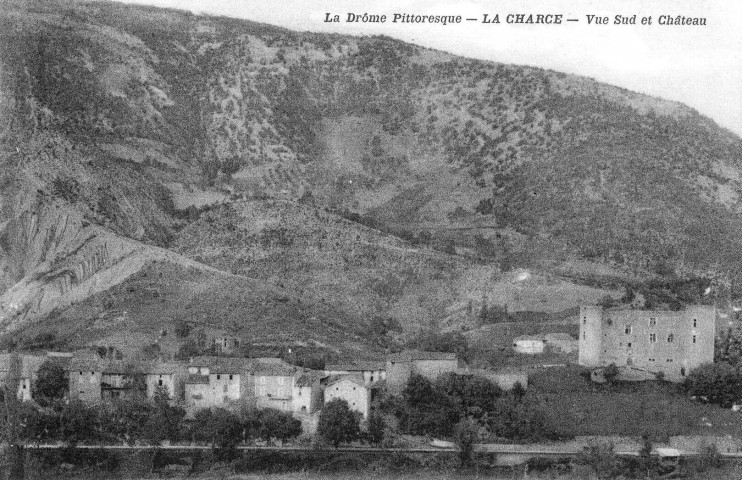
(0, 304, 719, 442)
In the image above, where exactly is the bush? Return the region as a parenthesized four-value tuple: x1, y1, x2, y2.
(33, 361, 68, 404)
(577, 443, 621, 479)
(255, 408, 302, 442)
(685, 362, 742, 407)
(318, 399, 361, 448)
(366, 411, 385, 445)
(603, 363, 619, 383)
(453, 418, 478, 466)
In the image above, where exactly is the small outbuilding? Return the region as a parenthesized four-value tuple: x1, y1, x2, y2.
(512, 335, 546, 354)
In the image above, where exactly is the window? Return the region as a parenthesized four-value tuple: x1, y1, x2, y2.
(217, 374, 221, 380)
(260, 376, 266, 384)
(693, 319, 697, 328)
(666, 359, 674, 363)
(667, 333, 674, 343)
(649, 318, 657, 327)
(158, 379, 163, 386)
(649, 333, 657, 343)
(583, 317, 587, 325)
(627, 342, 632, 348)
(229, 375, 233, 380)
(625, 325, 632, 334)
(583, 332, 586, 340)
(649, 358, 655, 362)
(693, 335, 697, 344)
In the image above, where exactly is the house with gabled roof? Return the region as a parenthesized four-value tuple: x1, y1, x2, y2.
(325, 360, 386, 385)
(386, 350, 459, 394)
(145, 361, 187, 400)
(184, 356, 253, 411)
(67, 351, 147, 403)
(293, 370, 325, 415)
(0, 352, 47, 401)
(324, 374, 374, 420)
(250, 359, 302, 412)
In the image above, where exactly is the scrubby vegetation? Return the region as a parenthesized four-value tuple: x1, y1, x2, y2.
(384, 372, 559, 443)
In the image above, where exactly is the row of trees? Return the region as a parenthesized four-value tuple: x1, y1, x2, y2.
(383, 372, 555, 443)
(3, 393, 304, 448)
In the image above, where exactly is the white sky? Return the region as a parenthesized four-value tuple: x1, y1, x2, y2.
(120, 0, 742, 137)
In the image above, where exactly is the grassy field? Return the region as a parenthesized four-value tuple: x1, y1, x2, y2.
(527, 365, 742, 439)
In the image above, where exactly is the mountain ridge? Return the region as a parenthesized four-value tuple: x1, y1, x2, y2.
(0, 0, 739, 353)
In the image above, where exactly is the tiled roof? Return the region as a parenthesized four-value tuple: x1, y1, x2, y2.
(325, 361, 385, 372)
(513, 335, 546, 342)
(252, 360, 298, 376)
(185, 374, 210, 385)
(387, 350, 457, 362)
(544, 333, 575, 341)
(146, 361, 187, 375)
(295, 370, 326, 387)
(68, 352, 147, 374)
(189, 356, 253, 373)
(325, 373, 367, 388)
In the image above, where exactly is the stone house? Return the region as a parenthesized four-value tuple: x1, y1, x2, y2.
(145, 361, 187, 400)
(512, 335, 546, 354)
(184, 356, 252, 412)
(68, 354, 146, 403)
(251, 359, 301, 412)
(324, 361, 386, 384)
(544, 333, 578, 353)
(292, 371, 324, 415)
(386, 350, 458, 394)
(0, 353, 47, 401)
(324, 374, 372, 420)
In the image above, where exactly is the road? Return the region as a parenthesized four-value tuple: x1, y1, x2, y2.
(6, 443, 735, 459)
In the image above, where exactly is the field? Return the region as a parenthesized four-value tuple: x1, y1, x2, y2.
(527, 365, 742, 439)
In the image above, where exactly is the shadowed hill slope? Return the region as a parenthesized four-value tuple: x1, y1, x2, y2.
(0, 0, 739, 350)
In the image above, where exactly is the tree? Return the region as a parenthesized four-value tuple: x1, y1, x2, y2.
(435, 373, 502, 414)
(454, 418, 478, 466)
(191, 408, 243, 452)
(366, 411, 385, 445)
(257, 408, 302, 442)
(318, 399, 361, 448)
(32, 360, 68, 404)
(59, 401, 99, 446)
(400, 374, 460, 437)
(685, 362, 742, 407)
(603, 363, 619, 383)
(578, 443, 620, 479)
(174, 319, 192, 339)
(715, 325, 742, 365)
(403, 374, 437, 408)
